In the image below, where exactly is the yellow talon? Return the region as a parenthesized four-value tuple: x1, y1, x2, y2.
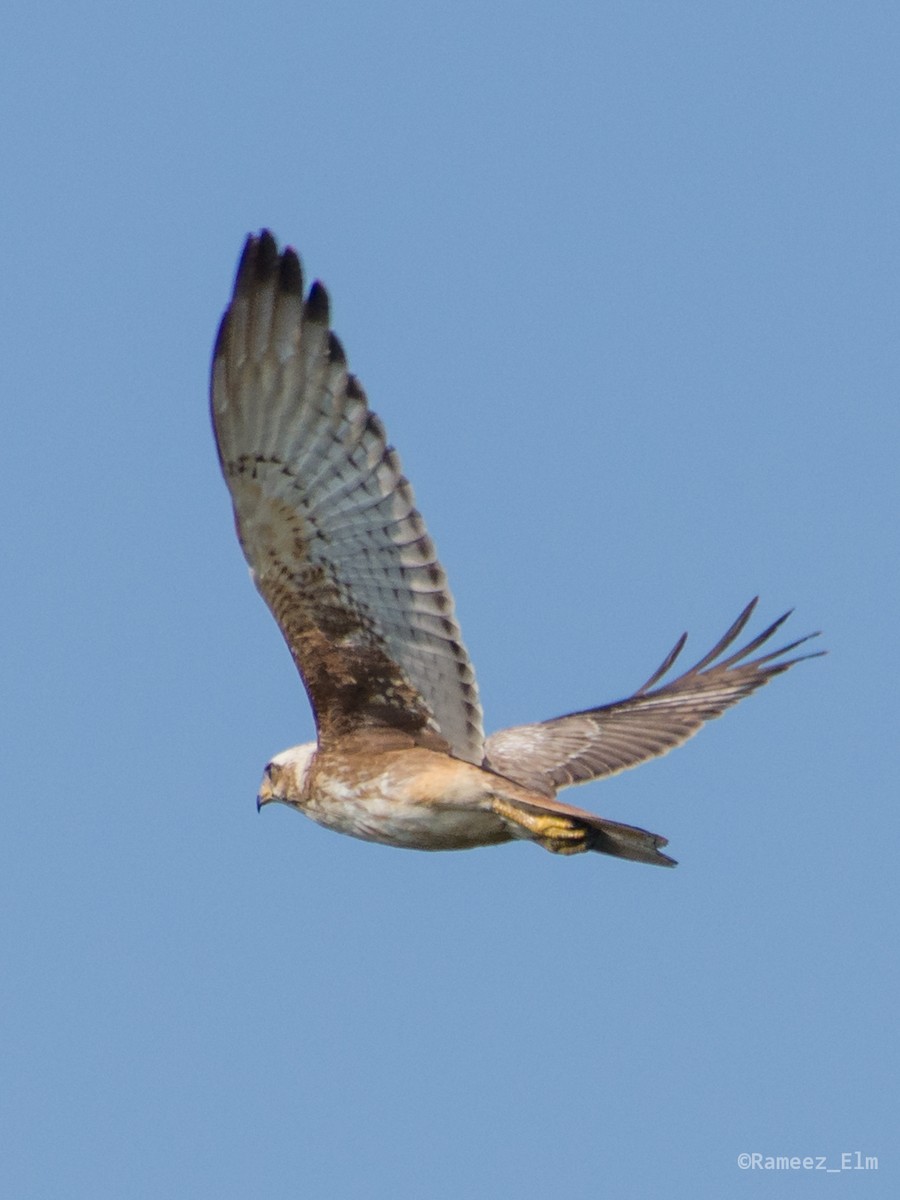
(540, 837, 589, 855)
(492, 798, 591, 854)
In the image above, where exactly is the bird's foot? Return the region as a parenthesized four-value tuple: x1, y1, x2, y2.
(491, 797, 590, 855)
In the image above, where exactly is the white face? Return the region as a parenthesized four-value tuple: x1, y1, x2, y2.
(258, 742, 317, 808)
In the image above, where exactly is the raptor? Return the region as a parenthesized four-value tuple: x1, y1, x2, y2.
(211, 231, 820, 866)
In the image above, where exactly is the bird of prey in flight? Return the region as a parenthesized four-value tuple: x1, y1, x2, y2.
(211, 231, 820, 867)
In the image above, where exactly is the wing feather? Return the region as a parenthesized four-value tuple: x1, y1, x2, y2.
(212, 232, 484, 760)
(484, 599, 822, 795)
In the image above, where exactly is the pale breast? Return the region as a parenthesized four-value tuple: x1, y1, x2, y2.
(302, 752, 511, 850)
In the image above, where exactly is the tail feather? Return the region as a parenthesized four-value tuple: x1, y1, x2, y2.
(582, 813, 677, 867)
(490, 790, 676, 867)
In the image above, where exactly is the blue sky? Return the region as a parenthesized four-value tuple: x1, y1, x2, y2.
(2, 2, 897, 1196)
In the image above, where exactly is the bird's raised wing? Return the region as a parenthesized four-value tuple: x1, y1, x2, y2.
(211, 232, 484, 761)
(484, 599, 822, 795)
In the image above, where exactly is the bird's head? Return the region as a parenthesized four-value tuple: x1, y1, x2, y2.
(257, 742, 317, 811)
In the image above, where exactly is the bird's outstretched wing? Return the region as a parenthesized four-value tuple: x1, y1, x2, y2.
(211, 231, 485, 761)
(483, 599, 822, 795)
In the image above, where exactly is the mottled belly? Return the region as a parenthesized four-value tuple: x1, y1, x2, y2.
(302, 791, 510, 851)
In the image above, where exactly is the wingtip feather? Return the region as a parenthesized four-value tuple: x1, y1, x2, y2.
(278, 246, 303, 296)
(253, 230, 279, 282)
(304, 280, 330, 324)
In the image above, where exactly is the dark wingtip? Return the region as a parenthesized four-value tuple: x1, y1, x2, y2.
(253, 230, 279, 282)
(212, 310, 230, 362)
(304, 280, 330, 324)
(637, 630, 689, 694)
(760, 644, 828, 678)
(278, 246, 303, 296)
(718, 608, 818, 673)
(364, 410, 387, 442)
(327, 331, 347, 366)
(346, 374, 367, 403)
(632, 597, 825, 697)
(235, 233, 257, 280)
(233, 230, 278, 293)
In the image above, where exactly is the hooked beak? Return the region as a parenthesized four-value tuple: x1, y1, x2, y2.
(257, 776, 275, 812)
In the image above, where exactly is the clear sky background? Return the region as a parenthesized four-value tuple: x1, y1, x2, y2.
(2, 3, 897, 1197)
